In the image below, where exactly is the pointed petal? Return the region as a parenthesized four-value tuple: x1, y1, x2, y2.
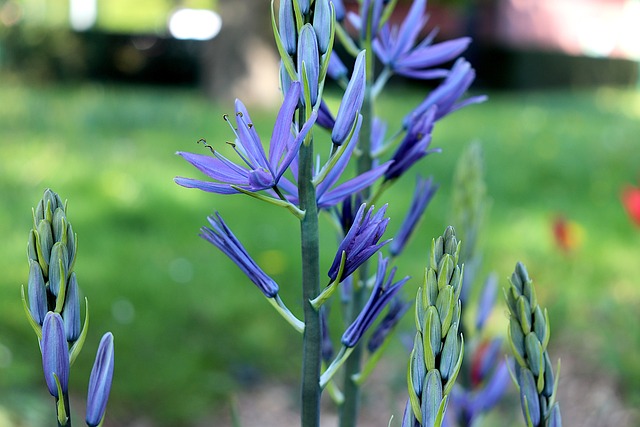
(174, 177, 240, 194)
(269, 81, 301, 168)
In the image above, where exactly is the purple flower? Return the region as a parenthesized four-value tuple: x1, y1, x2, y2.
(469, 359, 511, 415)
(341, 254, 409, 347)
(404, 58, 487, 126)
(367, 296, 411, 353)
(201, 213, 279, 298)
(86, 332, 115, 427)
(389, 176, 438, 256)
(175, 81, 316, 195)
(372, 0, 470, 80)
(41, 312, 70, 398)
(328, 203, 391, 283)
(385, 106, 439, 181)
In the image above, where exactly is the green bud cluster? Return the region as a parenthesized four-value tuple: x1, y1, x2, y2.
(407, 226, 464, 427)
(451, 142, 486, 262)
(22, 189, 88, 361)
(505, 262, 561, 427)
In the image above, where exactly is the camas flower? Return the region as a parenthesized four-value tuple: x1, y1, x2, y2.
(328, 203, 391, 283)
(373, 0, 471, 80)
(341, 254, 409, 347)
(201, 213, 279, 298)
(385, 106, 439, 181)
(175, 81, 316, 195)
(404, 58, 487, 126)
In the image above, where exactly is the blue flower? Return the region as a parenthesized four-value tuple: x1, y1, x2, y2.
(328, 203, 391, 283)
(41, 311, 70, 398)
(201, 213, 280, 298)
(372, 0, 470, 80)
(404, 58, 487, 126)
(175, 81, 316, 195)
(86, 332, 115, 427)
(341, 254, 409, 347)
(385, 106, 439, 181)
(390, 176, 438, 256)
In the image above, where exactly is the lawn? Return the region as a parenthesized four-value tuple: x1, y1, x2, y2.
(1, 78, 639, 426)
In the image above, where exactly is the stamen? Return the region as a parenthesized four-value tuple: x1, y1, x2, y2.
(223, 113, 241, 141)
(226, 141, 254, 169)
(197, 138, 215, 154)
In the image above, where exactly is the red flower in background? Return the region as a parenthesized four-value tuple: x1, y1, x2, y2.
(622, 185, 640, 226)
(552, 215, 584, 253)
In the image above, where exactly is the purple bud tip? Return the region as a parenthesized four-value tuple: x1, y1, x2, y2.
(86, 332, 115, 427)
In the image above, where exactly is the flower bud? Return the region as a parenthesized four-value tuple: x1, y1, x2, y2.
(36, 219, 53, 268)
(313, 0, 332, 54)
(298, 0, 309, 14)
(41, 312, 70, 398)
(62, 273, 81, 343)
(297, 24, 320, 106)
(48, 242, 69, 297)
(331, 50, 366, 145)
(439, 322, 460, 380)
(421, 369, 443, 427)
(518, 367, 541, 426)
(28, 260, 47, 325)
(86, 332, 115, 427)
(278, 0, 297, 55)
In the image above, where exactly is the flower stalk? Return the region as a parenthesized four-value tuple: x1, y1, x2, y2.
(505, 262, 562, 427)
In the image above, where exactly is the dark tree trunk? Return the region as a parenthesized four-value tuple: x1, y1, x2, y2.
(200, 0, 281, 107)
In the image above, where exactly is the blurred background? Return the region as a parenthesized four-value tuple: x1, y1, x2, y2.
(1, 0, 640, 426)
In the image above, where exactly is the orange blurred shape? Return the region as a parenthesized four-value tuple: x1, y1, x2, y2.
(553, 215, 583, 252)
(622, 185, 640, 226)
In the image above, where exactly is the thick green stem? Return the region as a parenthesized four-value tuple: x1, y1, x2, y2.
(340, 79, 375, 427)
(299, 130, 321, 427)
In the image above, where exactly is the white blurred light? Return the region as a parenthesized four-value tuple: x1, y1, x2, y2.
(69, 0, 97, 31)
(169, 9, 222, 41)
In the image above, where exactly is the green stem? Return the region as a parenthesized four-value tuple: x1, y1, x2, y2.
(299, 119, 321, 427)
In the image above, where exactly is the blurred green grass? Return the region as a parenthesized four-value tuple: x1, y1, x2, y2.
(1, 78, 639, 425)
